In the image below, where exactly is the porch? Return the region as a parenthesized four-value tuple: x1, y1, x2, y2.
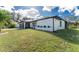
(19, 21, 36, 29)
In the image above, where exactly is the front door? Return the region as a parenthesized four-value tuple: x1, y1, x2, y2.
(25, 22, 30, 28)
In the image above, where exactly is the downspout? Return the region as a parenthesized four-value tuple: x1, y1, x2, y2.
(65, 21, 67, 29)
(53, 18, 54, 31)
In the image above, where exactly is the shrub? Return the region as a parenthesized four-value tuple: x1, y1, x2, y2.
(8, 23, 16, 28)
(5, 20, 16, 28)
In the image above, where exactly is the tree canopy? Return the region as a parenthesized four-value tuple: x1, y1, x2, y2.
(0, 9, 12, 31)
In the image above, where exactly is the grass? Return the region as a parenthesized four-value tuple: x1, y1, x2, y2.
(0, 29, 79, 52)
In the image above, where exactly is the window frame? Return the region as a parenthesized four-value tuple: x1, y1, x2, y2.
(60, 20, 62, 27)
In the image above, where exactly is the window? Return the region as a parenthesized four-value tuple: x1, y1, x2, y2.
(38, 25, 39, 27)
(48, 26, 50, 28)
(44, 25, 46, 28)
(60, 21, 62, 27)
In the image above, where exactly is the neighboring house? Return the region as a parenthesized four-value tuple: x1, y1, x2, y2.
(18, 16, 67, 31)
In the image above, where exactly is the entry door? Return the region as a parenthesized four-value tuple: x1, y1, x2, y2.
(25, 22, 30, 28)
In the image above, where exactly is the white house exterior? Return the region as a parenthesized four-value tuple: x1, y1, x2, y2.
(18, 16, 67, 31)
(35, 18, 53, 31)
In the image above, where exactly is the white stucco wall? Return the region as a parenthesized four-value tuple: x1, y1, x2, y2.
(54, 18, 65, 31)
(29, 18, 65, 31)
(35, 18, 53, 31)
(60, 21, 65, 29)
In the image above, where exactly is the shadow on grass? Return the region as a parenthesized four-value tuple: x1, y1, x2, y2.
(34, 29, 79, 45)
(53, 29, 79, 45)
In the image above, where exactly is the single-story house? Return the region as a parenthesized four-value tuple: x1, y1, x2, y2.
(18, 16, 67, 31)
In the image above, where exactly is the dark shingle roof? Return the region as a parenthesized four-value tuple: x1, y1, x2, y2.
(34, 16, 66, 22)
(19, 16, 66, 22)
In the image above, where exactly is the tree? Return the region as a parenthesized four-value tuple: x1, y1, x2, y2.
(16, 13, 21, 21)
(0, 9, 11, 32)
(65, 16, 78, 28)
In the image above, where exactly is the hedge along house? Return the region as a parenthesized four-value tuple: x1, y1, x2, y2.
(19, 16, 67, 31)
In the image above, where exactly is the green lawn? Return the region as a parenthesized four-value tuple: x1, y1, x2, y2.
(0, 29, 79, 52)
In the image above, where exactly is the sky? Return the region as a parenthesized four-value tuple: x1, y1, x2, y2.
(13, 6, 79, 17)
(0, 0, 79, 20)
(0, 6, 79, 20)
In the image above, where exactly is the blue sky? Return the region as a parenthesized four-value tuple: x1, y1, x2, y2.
(13, 6, 79, 18)
(0, 6, 79, 19)
(13, 6, 69, 16)
(0, 0, 79, 19)
(13, 6, 77, 16)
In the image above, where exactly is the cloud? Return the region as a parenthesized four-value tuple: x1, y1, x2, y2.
(15, 8, 40, 18)
(58, 6, 75, 13)
(42, 6, 56, 12)
(36, 16, 44, 19)
(0, 6, 41, 19)
(74, 7, 79, 16)
(0, 6, 14, 12)
(43, 6, 76, 13)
